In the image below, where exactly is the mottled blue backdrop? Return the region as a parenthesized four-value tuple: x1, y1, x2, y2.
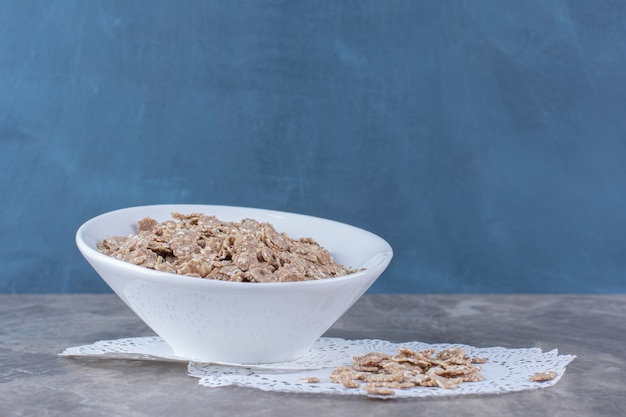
(1, 1, 625, 293)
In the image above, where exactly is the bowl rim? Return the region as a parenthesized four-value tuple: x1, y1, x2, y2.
(76, 204, 393, 288)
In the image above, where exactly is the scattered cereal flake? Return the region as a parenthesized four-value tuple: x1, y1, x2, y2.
(300, 377, 320, 383)
(364, 384, 396, 396)
(529, 371, 558, 382)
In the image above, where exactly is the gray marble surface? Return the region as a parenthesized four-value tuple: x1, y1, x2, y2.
(0, 294, 623, 417)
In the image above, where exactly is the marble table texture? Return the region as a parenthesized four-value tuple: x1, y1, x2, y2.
(0, 294, 623, 417)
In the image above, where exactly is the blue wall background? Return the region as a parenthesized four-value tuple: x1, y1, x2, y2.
(1, 1, 625, 293)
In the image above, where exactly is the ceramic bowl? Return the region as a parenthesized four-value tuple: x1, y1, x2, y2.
(76, 204, 393, 364)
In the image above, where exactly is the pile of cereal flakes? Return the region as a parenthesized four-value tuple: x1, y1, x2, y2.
(327, 347, 487, 395)
(98, 213, 358, 283)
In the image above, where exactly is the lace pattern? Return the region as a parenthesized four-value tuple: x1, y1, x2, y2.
(61, 337, 575, 398)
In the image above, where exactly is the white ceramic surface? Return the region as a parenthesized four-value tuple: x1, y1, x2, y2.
(76, 205, 393, 364)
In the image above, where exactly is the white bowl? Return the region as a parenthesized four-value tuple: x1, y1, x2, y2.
(76, 204, 393, 364)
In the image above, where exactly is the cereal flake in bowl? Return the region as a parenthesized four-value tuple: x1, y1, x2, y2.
(76, 205, 393, 364)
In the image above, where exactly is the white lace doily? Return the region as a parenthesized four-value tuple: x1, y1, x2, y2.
(60, 337, 575, 399)
(60, 336, 186, 363)
(60, 336, 354, 370)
